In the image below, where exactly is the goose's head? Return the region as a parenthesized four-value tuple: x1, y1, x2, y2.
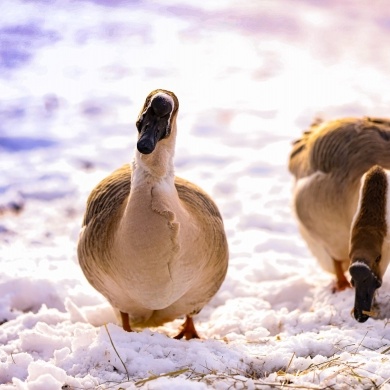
(349, 249, 383, 323)
(349, 166, 390, 322)
(136, 89, 179, 155)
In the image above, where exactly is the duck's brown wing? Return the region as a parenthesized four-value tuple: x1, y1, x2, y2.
(289, 117, 390, 180)
(82, 164, 131, 228)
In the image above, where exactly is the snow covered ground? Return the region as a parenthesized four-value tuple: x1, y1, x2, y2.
(2, 0, 390, 388)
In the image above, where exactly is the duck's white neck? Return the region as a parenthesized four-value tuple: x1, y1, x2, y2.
(132, 125, 177, 185)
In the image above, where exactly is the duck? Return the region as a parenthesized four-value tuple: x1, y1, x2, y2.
(288, 117, 390, 322)
(77, 89, 229, 339)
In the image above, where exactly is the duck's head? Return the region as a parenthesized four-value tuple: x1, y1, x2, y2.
(349, 165, 390, 322)
(136, 89, 179, 155)
(349, 250, 382, 322)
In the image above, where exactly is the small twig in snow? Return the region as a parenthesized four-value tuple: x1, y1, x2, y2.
(104, 324, 130, 381)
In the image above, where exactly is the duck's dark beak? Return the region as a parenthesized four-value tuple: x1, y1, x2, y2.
(349, 262, 381, 322)
(136, 94, 173, 155)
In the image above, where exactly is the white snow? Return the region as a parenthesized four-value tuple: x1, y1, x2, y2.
(1, 0, 390, 389)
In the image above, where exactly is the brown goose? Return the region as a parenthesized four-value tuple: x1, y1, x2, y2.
(289, 117, 390, 322)
(77, 89, 229, 339)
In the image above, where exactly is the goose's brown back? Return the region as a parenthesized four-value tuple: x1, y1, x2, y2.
(288, 117, 390, 272)
(289, 117, 390, 181)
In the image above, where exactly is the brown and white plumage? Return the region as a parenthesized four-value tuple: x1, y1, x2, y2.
(289, 117, 390, 322)
(77, 89, 228, 339)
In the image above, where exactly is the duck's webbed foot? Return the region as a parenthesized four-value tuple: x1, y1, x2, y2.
(174, 316, 200, 340)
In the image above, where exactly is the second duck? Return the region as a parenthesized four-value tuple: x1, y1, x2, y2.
(289, 117, 390, 322)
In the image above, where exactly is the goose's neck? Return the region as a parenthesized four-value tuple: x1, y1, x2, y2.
(133, 135, 176, 185)
(350, 166, 390, 277)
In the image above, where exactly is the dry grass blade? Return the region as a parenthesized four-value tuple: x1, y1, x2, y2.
(378, 376, 390, 389)
(104, 324, 130, 381)
(256, 382, 321, 389)
(362, 310, 378, 317)
(295, 356, 341, 376)
(183, 368, 323, 389)
(135, 368, 189, 386)
(286, 352, 296, 372)
(381, 346, 390, 354)
(353, 331, 368, 355)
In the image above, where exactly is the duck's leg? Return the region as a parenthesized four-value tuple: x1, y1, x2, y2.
(332, 258, 351, 292)
(120, 311, 133, 332)
(174, 316, 200, 340)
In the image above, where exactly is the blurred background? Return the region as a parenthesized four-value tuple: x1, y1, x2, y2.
(1, 0, 390, 264)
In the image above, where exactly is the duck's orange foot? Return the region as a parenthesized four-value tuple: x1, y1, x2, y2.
(174, 316, 200, 340)
(120, 311, 133, 332)
(332, 277, 352, 293)
(332, 258, 352, 293)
